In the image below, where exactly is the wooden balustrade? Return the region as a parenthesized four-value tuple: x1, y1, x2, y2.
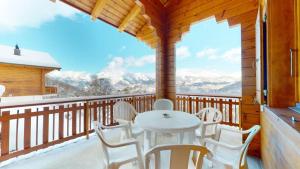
(0, 93, 240, 162)
(176, 94, 242, 126)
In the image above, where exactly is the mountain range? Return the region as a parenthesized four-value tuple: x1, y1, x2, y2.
(46, 70, 241, 97)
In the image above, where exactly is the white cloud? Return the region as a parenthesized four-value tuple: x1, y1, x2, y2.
(196, 48, 218, 59)
(97, 55, 155, 83)
(0, 0, 79, 30)
(176, 68, 241, 82)
(221, 47, 241, 63)
(127, 55, 155, 67)
(196, 47, 241, 63)
(176, 46, 191, 58)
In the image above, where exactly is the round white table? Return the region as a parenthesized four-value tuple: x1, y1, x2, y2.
(135, 110, 201, 151)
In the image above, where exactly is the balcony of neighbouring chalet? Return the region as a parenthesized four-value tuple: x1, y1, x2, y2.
(0, 0, 299, 169)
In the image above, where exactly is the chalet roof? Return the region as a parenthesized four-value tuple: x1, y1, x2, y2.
(0, 45, 61, 70)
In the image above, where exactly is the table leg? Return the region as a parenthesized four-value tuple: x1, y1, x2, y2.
(188, 130, 195, 144)
(179, 132, 184, 144)
(144, 130, 151, 152)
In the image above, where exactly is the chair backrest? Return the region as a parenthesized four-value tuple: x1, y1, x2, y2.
(145, 144, 211, 169)
(153, 99, 173, 110)
(238, 125, 261, 168)
(195, 107, 222, 123)
(113, 101, 137, 121)
(93, 121, 111, 165)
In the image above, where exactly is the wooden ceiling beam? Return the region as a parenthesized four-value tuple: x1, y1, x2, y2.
(227, 9, 258, 26)
(215, 0, 258, 23)
(119, 3, 142, 32)
(91, 0, 109, 21)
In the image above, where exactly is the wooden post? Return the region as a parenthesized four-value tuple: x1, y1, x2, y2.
(156, 36, 176, 103)
(58, 105, 64, 139)
(84, 102, 90, 139)
(24, 109, 31, 149)
(229, 99, 233, 125)
(71, 104, 77, 136)
(109, 100, 114, 125)
(1, 111, 10, 156)
(195, 97, 199, 112)
(188, 96, 192, 113)
(43, 107, 49, 144)
(102, 101, 106, 126)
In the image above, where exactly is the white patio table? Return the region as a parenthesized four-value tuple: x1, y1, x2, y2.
(135, 110, 201, 151)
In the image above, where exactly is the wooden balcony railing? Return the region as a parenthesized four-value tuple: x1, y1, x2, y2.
(176, 94, 242, 126)
(0, 93, 240, 162)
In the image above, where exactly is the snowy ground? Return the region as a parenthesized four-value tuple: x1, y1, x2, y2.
(1, 126, 263, 169)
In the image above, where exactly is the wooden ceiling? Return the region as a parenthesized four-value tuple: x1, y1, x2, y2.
(59, 0, 258, 48)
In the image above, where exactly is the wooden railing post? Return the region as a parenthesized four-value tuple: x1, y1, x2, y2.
(102, 100, 106, 126)
(93, 101, 98, 122)
(229, 99, 233, 125)
(24, 109, 31, 150)
(239, 98, 242, 129)
(84, 101, 90, 139)
(1, 111, 10, 156)
(203, 98, 207, 108)
(110, 100, 114, 125)
(195, 97, 199, 113)
(188, 96, 192, 113)
(43, 107, 49, 144)
(58, 105, 64, 140)
(71, 104, 77, 136)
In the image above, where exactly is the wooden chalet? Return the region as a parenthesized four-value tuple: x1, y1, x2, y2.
(0, 0, 299, 168)
(0, 45, 61, 97)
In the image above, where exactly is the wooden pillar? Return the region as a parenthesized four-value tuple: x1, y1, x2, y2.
(156, 35, 176, 103)
(241, 18, 261, 157)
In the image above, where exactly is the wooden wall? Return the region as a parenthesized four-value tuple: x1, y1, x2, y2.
(0, 64, 50, 97)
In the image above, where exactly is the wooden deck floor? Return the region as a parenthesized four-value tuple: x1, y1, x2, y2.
(1, 127, 263, 169)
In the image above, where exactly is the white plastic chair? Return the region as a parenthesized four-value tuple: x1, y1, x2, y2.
(194, 107, 222, 144)
(145, 144, 211, 169)
(204, 125, 261, 169)
(94, 121, 145, 169)
(153, 99, 174, 110)
(113, 101, 143, 138)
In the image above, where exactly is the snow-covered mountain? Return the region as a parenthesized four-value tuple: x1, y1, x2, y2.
(47, 70, 241, 96)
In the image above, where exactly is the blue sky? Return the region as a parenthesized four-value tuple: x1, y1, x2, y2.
(0, 0, 241, 80)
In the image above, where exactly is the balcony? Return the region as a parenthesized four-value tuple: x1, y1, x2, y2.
(0, 93, 257, 168)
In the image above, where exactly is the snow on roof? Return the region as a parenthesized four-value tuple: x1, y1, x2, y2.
(0, 45, 61, 69)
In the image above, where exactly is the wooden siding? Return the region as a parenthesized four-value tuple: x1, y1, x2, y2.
(0, 64, 48, 96)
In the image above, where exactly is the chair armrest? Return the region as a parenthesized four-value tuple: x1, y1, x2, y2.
(202, 121, 220, 126)
(219, 126, 250, 135)
(204, 138, 242, 150)
(101, 123, 128, 130)
(109, 138, 139, 148)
